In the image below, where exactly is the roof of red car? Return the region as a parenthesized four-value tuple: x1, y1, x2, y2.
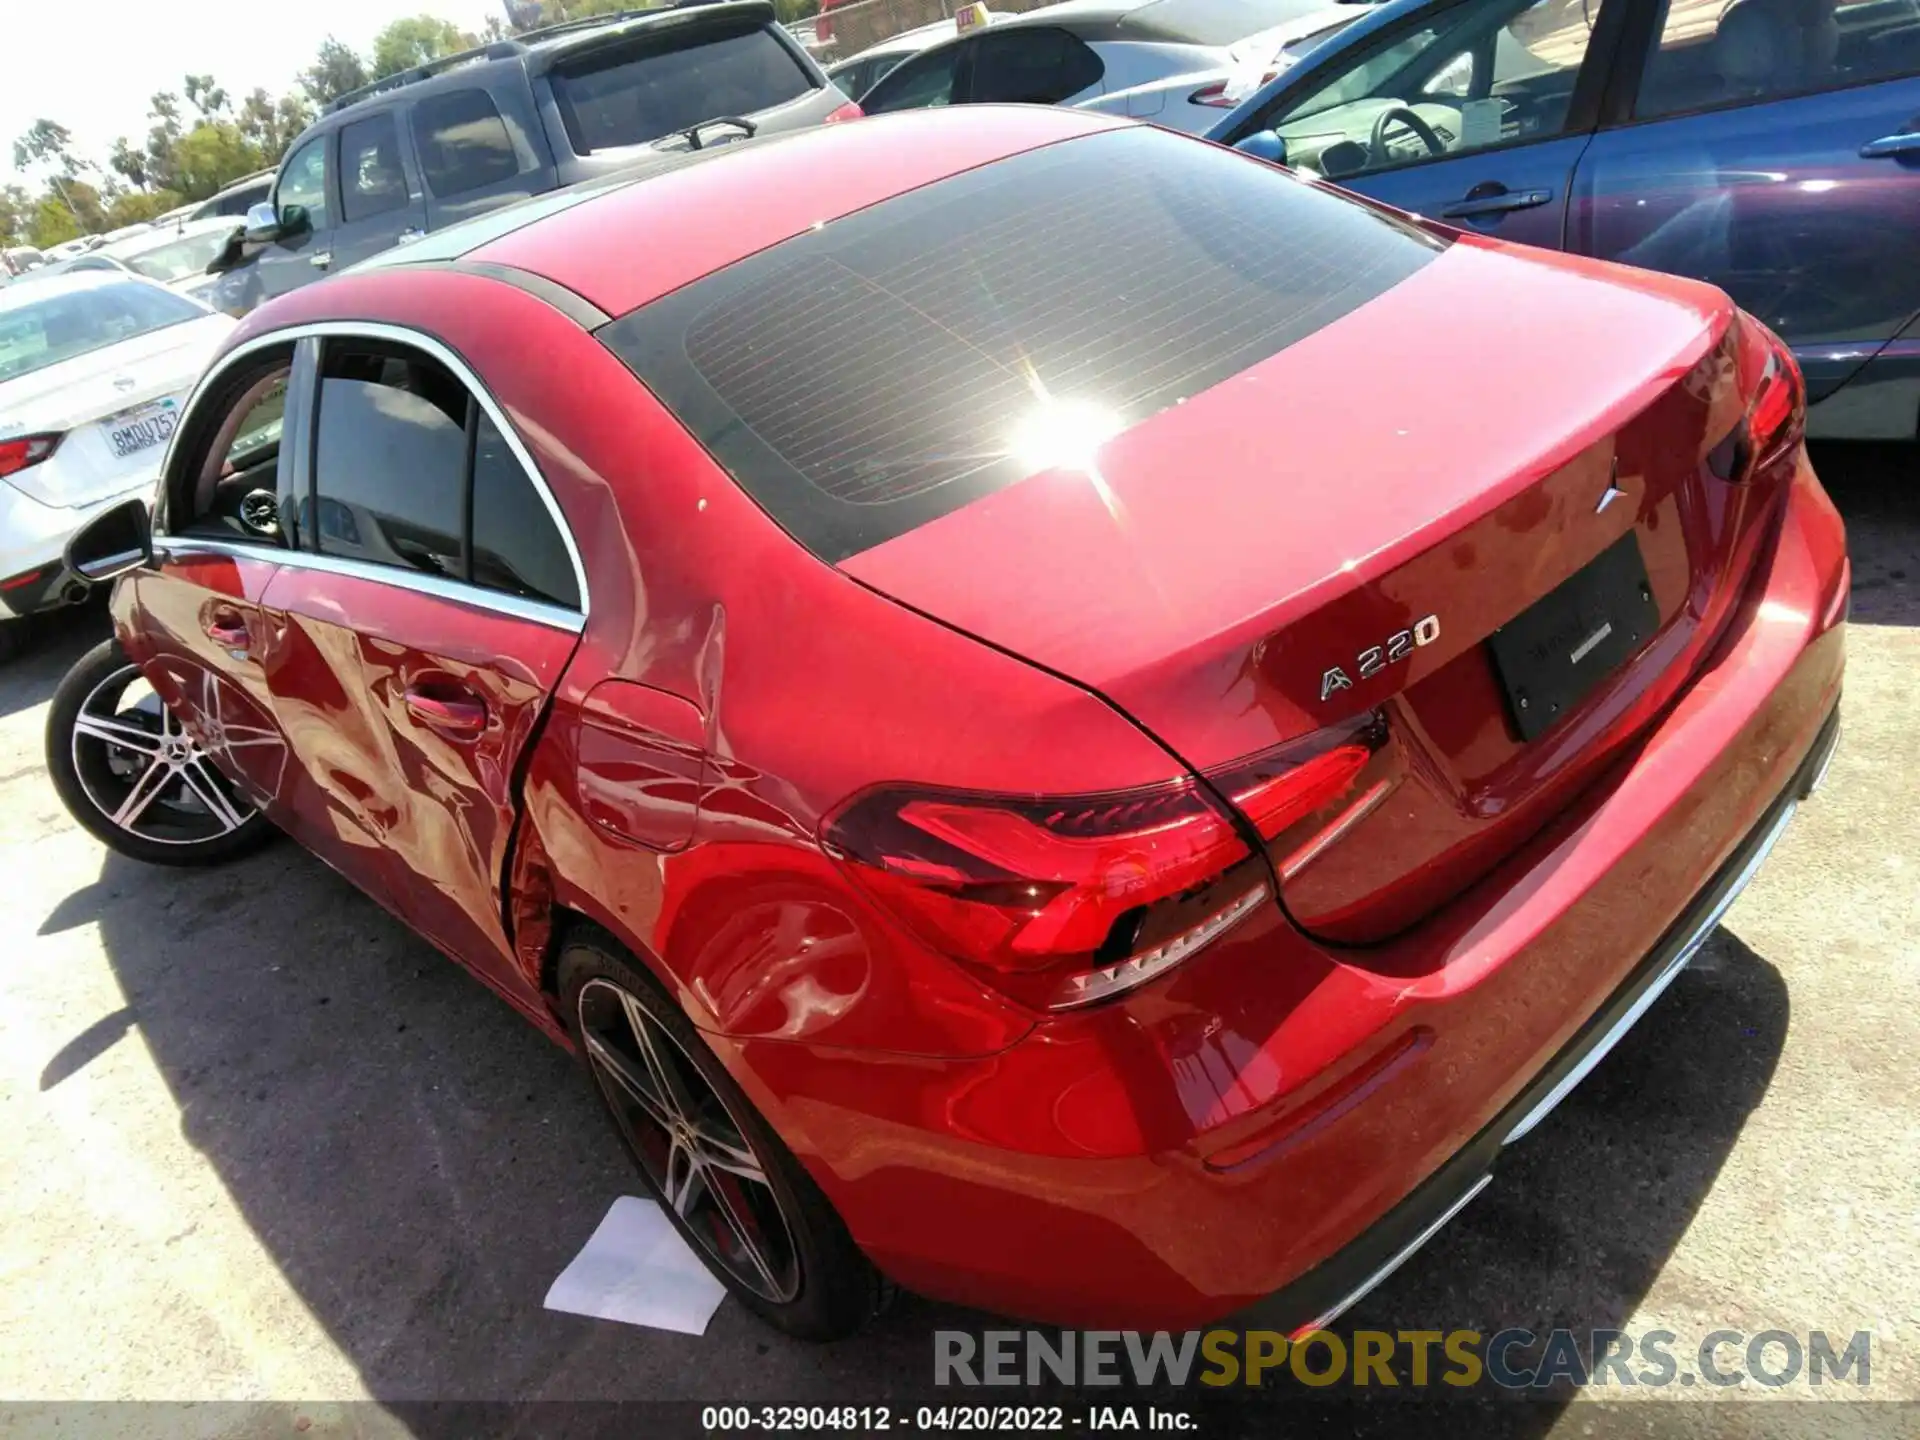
(466, 107, 1128, 318)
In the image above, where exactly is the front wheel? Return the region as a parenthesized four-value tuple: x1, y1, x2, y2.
(558, 929, 891, 1340)
(45, 638, 273, 866)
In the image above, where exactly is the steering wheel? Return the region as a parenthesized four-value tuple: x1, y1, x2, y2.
(1369, 105, 1448, 166)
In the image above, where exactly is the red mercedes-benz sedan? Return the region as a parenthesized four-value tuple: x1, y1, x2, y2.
(49, 107, 1846, 1340)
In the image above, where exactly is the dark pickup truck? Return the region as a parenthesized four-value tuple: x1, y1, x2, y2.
(210, 1, 856, 315)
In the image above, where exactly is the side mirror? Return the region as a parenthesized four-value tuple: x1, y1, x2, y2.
(205, 224, 246, 275)
(63, 497, 152, 585)
(278, 203, 313, 239)
(1233, 131, 1289, 167)
(243, 201, 282, 245)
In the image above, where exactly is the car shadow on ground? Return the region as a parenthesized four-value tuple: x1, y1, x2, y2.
(63, 830, 1789, 1437)
(0, 600, 111, 722)
(1810, 442, 1920, 628)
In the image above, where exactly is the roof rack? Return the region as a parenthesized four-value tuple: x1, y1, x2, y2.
(321, 8, 667, 114)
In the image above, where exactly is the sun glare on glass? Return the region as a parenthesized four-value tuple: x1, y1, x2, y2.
(1007, 398, 1123, 476)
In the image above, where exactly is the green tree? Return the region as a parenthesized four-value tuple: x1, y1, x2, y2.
(301, 36, 372, 108)
(236, 87, 313, 163)
(24, 177, 107, 246)
(371, 15, 473, 78)
(105, 189, 184, 227)
(168, 124, 266, 202)
(108, 136, 151, 192)
(0, 184, 33, 247)
(12, 118, 85, 177)
(183, 74, 231, 117)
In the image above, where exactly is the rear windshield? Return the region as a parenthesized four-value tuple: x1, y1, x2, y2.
(599, 125, 1443, 562)
(551, 23, 814, 152)
(0, 282, 203, 383)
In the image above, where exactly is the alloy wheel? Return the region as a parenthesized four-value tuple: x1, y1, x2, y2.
(68, 663, 255, 845)
(577, 977, 802, 1303)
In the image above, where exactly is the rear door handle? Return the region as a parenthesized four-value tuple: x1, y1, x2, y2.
(1860, 131, 1920, 158)
(403, 684, 489, 738)
(205, 610, 250, 660)
(309, 250, 333, 270)
(1441, 187, 1553, 219)
(396, 227, 425, 245)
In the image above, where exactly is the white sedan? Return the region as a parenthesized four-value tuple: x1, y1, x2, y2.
(856, 0, 1367, 136)
(0, 273, 234, 657)
(40, 217, 243, 309)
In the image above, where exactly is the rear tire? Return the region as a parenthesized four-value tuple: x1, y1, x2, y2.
(46, 638, 274, 867)
(558, 927, 891, 1340)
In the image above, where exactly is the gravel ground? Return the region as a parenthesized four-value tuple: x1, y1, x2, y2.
(0, 447, 1914, 1438)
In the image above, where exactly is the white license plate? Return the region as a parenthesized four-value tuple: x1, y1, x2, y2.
(103, 402, 177, 460)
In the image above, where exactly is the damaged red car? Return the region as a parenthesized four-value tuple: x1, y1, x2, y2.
(49, 107, 1846, 1340)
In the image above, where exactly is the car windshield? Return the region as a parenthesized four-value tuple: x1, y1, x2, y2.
(551, 23, 813, 151)
(0, 282, 204, 383)
(118, 230, 231, 284)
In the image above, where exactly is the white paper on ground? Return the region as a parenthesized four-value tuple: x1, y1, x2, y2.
(544, 1195, 728, 1335)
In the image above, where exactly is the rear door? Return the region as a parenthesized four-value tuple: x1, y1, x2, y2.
(329, 110, 431, 270)
(259, 331, 585, 991)
(130, 340, 308, 824)
(1232, 0, 1630, 248)
(1570, 0, 1920, 401)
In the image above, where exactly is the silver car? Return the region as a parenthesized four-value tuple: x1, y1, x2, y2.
(856, 0, 1366, 134)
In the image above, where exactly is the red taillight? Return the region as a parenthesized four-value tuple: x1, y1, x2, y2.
(824, 100, 863, 123)
(0, 432, 63, 480)
(822, 727, 1376, 1010)
(1189, 71, 1278, 107)
(1708, 319, 1805, 482)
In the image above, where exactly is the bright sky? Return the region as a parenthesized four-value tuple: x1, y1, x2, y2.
(3, 0, 507, 175)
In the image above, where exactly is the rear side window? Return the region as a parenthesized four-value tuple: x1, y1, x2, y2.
(860, 43, 966, 112)
(552, 24, 814, 152)
(413, 89, 523, 197)
(313, 348, 467, 577)
(471, 412, 581, 609)
(968, 28, 1104, 103)
(338, 113, 411, 223)
(600, 125, 1443, 563)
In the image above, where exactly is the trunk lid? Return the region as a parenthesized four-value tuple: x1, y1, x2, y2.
(845, 241, 1774, 942)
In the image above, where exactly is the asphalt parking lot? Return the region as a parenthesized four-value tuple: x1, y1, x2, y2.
(1, 446, 1916, 1438)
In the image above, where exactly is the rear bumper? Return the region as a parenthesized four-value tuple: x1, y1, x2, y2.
(1241, 701, 1839, 1336)
(729, 459, 1848, 1329)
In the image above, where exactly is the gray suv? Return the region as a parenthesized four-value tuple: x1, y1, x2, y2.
(212, 2, 853, 315)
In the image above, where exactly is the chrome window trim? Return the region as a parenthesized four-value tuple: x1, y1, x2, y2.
(157, 535, 585, 634)
(158, 318, 591, 620)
